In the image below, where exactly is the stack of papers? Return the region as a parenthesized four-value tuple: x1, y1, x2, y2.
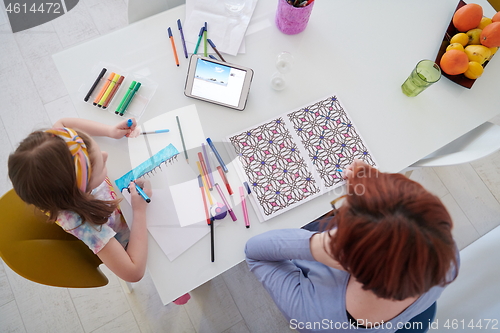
(184, 0, 259, 56)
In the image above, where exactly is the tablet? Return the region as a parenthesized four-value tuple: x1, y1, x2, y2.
(184, 55, 254, 111)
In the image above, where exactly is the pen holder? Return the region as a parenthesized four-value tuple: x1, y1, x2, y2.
(275, 0, 315, 35)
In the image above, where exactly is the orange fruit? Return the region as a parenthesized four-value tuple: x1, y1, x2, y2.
(453, 3, 483, 32)
(464, 61, 484, 79)
(480, 22, 500, 47)
(450, 32, 469, 46)
(493, 11, 500, 23)
(440, 49, 470, 75)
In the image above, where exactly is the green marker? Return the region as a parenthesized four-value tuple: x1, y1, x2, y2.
(115, 81, 136, 114)
(98, 73, 120, 107)
(203, 22, 208, 57)
(193, 26, 204, 55)
(119, 82, 141, 116)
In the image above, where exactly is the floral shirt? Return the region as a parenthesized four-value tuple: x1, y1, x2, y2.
(55, 178, 130, 254)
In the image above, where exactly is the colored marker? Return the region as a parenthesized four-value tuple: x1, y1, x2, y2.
(119, 82, 141, 116)
(93, 72, 115, 106)
(215, 183, 237, 221)
(115, 81, 136, 114)
(243, 181, 251, 194)
(176, 116, 189, 163)
(217, 166, 233, 195)
(198, 152, 213, 190)
(197, 161, 213, 205)
(177, 19, 188, 58)
(203, 22, 208, 57)
(127, 119, 133, 127)
(206, 138, 228, 172)
(193, 26, 204, 55)
(140, 129, 170, 135)
(240, 186, 250, 228)
(202, 143, 215, 187)
(167, 27, 179, 67)
(84, 68, 106, 102)
(102, 75, 124, 109)
(207, 39, 226, 62)
(209, 55, 218, 60)
(134, 181, 151, 203)
(98, 73, 120, 107)
(198, 175, 214, 262)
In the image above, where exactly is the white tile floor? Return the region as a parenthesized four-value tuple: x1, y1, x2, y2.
(1, 1, 500, 332)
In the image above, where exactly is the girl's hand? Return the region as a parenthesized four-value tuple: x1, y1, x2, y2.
(129, 179, 152, 213)
(109, 118, 138, 139)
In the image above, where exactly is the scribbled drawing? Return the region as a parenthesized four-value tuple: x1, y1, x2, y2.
(115, 144, 179, 192)
(229, 118, 320, 216)
(287, 96, 376, 188)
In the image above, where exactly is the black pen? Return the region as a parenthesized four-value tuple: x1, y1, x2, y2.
(84, 68, 106, 102)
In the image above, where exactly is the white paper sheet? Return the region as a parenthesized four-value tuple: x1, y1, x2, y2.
(118, 105, 214, 261)
(184, 0, 258, 56)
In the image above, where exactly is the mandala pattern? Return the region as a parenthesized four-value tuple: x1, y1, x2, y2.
(287, 96, 376, 188)
(229, 118, 320, 216)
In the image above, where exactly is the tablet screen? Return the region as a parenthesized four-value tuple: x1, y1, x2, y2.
(190, 58, 247, 108)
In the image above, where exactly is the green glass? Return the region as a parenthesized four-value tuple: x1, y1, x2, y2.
(401, 60, 441, 97)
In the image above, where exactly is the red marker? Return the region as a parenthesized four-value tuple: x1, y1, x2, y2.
(217, 166, 233, 195)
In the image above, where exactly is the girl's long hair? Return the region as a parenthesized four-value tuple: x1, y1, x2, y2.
(8, 130, 120, 225)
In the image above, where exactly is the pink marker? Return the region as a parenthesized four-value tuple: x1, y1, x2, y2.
(215, 183, 237, 221)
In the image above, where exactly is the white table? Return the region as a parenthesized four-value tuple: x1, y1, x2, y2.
(53, 0, 500, 304)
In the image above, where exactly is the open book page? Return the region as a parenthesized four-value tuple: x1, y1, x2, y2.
(227, 95, 377, 222)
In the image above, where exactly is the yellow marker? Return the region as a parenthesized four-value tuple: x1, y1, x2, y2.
(98, 73, 120, 107)
(197, 161, 213, 205)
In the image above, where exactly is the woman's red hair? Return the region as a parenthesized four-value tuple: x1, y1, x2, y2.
(327, 164, 458, 301)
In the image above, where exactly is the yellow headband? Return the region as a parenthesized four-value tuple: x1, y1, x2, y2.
(45, 128, 92, 192)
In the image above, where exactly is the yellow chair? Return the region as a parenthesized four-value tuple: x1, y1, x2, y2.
(0, 189, 108, 288)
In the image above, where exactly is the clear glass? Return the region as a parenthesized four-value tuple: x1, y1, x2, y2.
(401, 60, 441, 97)
(276, 51, 294, 74)
(224, 0, 246, 14)
(270, 72, 287, 91)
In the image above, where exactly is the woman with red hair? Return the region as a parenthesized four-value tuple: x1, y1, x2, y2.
(245, 160, 458, 332)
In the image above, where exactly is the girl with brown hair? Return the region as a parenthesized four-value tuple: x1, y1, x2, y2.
(8, 118, 151, 283)
(245, 159, 459, 332)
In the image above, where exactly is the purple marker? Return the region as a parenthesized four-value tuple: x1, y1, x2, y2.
(177, 19, 188, 58)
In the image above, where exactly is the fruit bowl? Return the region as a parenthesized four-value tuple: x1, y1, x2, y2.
(435, 0, 495, 88)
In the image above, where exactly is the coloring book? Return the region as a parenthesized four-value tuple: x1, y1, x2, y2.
(227, 95, 377, 221)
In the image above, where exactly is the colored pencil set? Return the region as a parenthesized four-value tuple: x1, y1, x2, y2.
(83, 67, 142, 116)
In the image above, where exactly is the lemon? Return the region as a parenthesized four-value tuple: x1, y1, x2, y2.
(478, 17, 492, 29)
(464, 61, 484, 79)
(450, 32, 469, 46)
(447, 43, 465, 52)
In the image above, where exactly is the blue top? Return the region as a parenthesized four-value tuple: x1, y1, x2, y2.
(245, 229, 454, 333)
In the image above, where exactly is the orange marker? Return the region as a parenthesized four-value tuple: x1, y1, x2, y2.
(198, 152, 213, 190)
(93, 72, 115, 106)
(167, 27, 179, 67)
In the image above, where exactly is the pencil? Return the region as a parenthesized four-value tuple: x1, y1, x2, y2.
(167, 27, 179, 67)
(176, 115, 189, 163)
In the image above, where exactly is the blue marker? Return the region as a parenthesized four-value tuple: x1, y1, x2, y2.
(127, 119, 133, 127)
(140, 129, 170, 135)
(206, 138, 228, 173)
(134, 181, 151, 203)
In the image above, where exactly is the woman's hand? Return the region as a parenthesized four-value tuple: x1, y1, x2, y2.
(109, 118, 138, 139)
(342, 158, 370, 180)
(129, 179, 152, 214)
